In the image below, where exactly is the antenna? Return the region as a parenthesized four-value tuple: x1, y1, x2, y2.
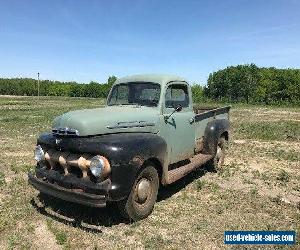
(37, 72, 40, 99)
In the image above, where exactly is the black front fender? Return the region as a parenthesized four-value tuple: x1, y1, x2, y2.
(37, 132, 167, 201)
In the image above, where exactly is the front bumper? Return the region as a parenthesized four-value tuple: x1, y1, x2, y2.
(28, 168, 110, 207)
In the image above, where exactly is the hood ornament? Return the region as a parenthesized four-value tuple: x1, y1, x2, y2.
(52, 127, 79, 136)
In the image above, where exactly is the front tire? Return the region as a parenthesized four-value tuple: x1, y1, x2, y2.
(117, 165, 159, 221)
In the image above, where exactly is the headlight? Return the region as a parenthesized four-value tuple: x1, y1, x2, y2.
(34, 145, 45, 162)
(89, 155, 111, 178)
(90, 156, 104, 177)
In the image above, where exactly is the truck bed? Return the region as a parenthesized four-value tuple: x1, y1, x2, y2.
(193, 106, 230, 153)
(194, 106, 230, 121)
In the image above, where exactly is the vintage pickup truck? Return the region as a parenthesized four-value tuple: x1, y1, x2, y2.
(28, 74, 230, 221)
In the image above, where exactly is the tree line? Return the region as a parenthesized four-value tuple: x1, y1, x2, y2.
(0, 64, 299, 104)
(0, 74, 207, 102)
(204, 64, 300, 104)
(0, 76, 117, 98)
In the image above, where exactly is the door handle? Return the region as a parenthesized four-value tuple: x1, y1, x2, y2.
(189, 117, 195, 124)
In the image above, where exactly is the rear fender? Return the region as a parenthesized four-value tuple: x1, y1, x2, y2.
(202, 119, 230, 155)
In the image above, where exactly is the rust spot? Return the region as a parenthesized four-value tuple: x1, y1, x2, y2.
(130, 156, 144, 167)
(166, 153, 212, 184)
(195, 137, 204, 154)
(171, 151, 194, 164)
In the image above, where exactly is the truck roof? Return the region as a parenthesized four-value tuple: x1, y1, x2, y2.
(115, 74, 188, 86)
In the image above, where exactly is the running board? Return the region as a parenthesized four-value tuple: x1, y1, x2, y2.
(166, 154, 213, 184)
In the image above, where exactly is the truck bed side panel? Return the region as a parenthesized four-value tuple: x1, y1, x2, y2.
(194, 106, 230, 140)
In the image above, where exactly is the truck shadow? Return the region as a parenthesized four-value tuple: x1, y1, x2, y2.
(30, 164, 212, 231)
(30, 195, 128, 233)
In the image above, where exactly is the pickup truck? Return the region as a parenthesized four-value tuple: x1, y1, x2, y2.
(28, 74, 230, 221)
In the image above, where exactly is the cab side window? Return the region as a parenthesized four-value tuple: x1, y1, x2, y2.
(165, 84, 189, 108)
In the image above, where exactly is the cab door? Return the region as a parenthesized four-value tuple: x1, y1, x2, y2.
(161, 82, 195, 164)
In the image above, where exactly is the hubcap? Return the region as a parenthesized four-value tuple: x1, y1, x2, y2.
(136, 178, 151, 203)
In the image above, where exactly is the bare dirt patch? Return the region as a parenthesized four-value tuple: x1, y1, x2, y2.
(4, 151, 32, 157)
(34, 222, 62, 250)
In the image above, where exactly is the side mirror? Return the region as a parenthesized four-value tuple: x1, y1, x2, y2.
(164, 105, 182, 122)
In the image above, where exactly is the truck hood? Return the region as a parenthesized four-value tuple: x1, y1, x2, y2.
(52, 106, 160, 136)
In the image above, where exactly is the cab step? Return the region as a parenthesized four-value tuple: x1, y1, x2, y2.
(166, 153, 213, 184)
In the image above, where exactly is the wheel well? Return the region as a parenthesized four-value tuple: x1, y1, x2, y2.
(143, 158, 163, 184)
(221, 131, 229, 141)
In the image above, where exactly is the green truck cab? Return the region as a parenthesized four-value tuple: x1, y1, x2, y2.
(28, 74, 230, 221)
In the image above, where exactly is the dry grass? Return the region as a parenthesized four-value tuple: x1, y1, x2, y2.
(0, 96, 299, 249)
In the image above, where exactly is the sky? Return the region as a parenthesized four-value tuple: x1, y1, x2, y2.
(0, 0, 300, 85)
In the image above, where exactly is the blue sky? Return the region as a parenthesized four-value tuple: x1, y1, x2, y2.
(0, 0, 299, 84)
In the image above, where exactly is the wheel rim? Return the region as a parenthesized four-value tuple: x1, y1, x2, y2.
(215, 140, 225, 166)
(216, 146, 222, 162)
(135, 178, 151, 204)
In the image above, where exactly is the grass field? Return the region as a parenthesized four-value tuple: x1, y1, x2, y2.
(0, 96, 299, 249)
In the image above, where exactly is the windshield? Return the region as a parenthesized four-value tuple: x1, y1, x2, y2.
(107, 82, 161, 107)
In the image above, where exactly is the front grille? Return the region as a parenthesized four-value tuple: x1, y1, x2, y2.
(45, 160, 83, 178)
(43, 148, 92, 179)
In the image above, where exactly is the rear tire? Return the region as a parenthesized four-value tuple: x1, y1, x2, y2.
(117, 165, 159, 221)
(209, 136, 227, 171)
